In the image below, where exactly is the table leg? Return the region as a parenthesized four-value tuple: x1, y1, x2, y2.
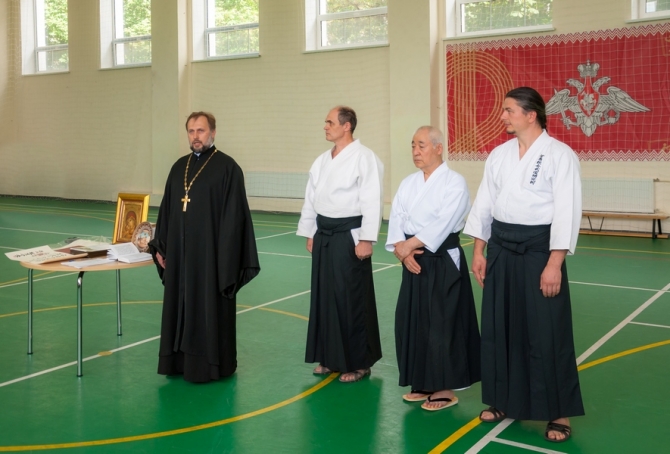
(116, 269, 122, 336)
(77, 271, 85, 377)
(27, 269, 33, 355)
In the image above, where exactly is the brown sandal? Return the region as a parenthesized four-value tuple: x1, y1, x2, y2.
(479, 406, 506, 423)
(545, 422, 571, 443)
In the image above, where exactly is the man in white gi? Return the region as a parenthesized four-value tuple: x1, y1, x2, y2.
(297, 106, 384, 383)
(387, 126, 481, 411)
(464, 87, 584, 443)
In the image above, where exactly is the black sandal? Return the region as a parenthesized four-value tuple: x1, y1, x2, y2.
(544, 422, 571, 443)
(479, 406, 506, 423)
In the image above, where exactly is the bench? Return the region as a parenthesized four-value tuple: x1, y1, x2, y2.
(581, 211, 669, 239)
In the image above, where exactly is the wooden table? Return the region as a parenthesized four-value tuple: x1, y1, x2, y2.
(20, 260, 153, 377)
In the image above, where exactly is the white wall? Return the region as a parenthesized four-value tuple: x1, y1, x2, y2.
(0, 0, 668, 233)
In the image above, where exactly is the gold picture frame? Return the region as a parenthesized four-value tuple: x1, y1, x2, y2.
(112, 193, 150, 244)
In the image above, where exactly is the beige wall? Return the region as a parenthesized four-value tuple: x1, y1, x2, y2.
(0, 0, 668, 231)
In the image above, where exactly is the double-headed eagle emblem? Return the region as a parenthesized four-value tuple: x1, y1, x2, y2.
(546, 61, 649, 137)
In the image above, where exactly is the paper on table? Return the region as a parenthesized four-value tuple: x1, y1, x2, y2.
(5, 246, 86, 264)
(61, 258, 116, 269)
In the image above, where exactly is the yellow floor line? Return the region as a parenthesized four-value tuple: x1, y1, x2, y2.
(0, 374, 338, 451)
(429, 339, 670, 453)
(0, 272, 54, 287)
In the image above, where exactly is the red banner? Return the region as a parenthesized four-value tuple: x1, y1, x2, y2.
(446, 24, 670, 161)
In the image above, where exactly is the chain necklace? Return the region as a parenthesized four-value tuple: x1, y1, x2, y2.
(181, 148, 217, 212)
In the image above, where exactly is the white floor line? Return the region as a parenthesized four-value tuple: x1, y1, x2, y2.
(256, 231, 296, 240)
(468, 281, 670, 454)
(0, 246, 21, 250)
(0, 226, 98, 237)
(491, 438, 567, 454)
(257, 250, 398, 267)
(629, 321, 670, 329)
(236, 290, 312, 315)
(568, 280, 670, 293)
(0, 202, 114, 215)
(576, 281, 670, 365)
(465, 419, 514, 454)
(0, 337, 162, 388)
(0, 273, 76, 290)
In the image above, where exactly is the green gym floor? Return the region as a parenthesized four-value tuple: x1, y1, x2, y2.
(1, 196, 669, 454)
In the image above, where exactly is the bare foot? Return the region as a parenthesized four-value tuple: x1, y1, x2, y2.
(420, 390, 457, 410)
(546, 417, 571, 442)
(312, 365, 332, 375)
(339, 368, 370, 383)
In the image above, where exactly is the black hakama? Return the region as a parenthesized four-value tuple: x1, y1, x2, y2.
(305, 215, 382, 372)
(481, 219, 584, 420)
(150, 146, 260, 383)
(395, 233, 481, 391)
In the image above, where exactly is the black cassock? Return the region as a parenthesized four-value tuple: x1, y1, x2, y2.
(150, 146, 260, 383)
(395, 233, 481, 391)
(481, 219, 584, 421)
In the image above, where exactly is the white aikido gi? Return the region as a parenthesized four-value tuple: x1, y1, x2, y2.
(297, 139, 384, 242)
(386, 162, 470, 267)
(464, 131, 581, 253)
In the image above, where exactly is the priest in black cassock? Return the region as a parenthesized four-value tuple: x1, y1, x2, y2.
(149, 111, 260, 383)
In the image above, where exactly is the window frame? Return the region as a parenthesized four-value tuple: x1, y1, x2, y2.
(633, 0, 670, 20)
(20, 0, 69, 75)
(305, 0, 388, 52)
(448, 0, 554, 39)
(204, 0, 260, 59)
(99, 0, 152, 70)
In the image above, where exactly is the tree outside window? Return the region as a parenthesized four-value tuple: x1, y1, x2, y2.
(207, 0, 259, 58)
(114, 0, 151, 66)
(457, 0, 552, 35)
(37, 0, 68, 71)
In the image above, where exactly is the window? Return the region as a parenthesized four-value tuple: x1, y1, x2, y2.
(192, 0, 259, 60)
(100, 0, 151, 68)
(206, 0, 259, 58)
(447, 0, 553, 38)
(305, 0, 388, 51)
(20, 0, 69, 74)
(634, 0, 670, 19)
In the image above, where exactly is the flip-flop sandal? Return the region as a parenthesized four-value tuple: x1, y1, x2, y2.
(338, 368, 371, 383)
(312, 365, 332, 375)
(402, 389, 432, 402)
(545, 422, 571, 443)
(421, 395, 458, 411)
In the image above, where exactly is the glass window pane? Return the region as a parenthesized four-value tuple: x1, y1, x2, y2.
(321, 14, 388, 47)
(208, 28, 259, 57)
(37, 48, 68, 72)
(44, 0, 68, 45)
(120, 0, 151, 38)
(323, 0, 387, 14)
(461, 0, 552, 33)
(647, 0, 670, 12)
(115, 39, 151, 65)
(213, 0, 259, 27)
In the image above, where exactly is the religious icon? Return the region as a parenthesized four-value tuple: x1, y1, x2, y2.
(131, 221, 154, 253)
(113, 193, 150, 244)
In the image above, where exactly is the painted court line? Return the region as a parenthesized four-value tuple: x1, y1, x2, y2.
(0, 226, 98, 237)
(463, 281, 670, 454)
(629, 321, 670, 329)
(576, 281, 670, 364)
(256, 231, 296, 240)
(490, 438, 567, 454)
(0, 273, 76, 290)
(0, 262, 399, 387)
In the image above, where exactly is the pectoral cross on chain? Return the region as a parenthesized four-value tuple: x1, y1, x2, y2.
(181, 195, 191, 212)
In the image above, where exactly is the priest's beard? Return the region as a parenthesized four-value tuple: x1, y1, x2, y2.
(190, 137, 214, 153)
